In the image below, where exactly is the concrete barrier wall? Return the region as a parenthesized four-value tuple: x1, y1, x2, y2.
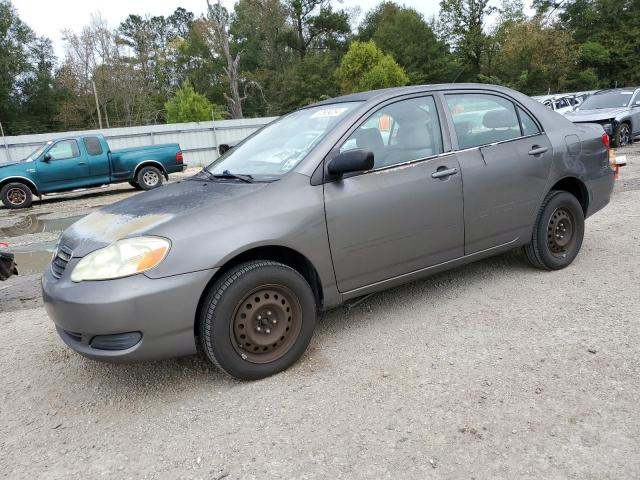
(0, 117, 278, 167)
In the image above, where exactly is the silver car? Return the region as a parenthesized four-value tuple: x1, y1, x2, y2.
(565, 87, 640, 147)
(42, 84, 615, 380)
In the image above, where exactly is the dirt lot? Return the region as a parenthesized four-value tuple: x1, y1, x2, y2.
(1, 151, 639, 479)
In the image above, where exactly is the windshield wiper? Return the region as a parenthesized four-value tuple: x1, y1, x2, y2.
(211, 170, 254, 184)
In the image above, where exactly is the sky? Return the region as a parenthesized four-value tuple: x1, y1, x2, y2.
(13, 0, 442, 59)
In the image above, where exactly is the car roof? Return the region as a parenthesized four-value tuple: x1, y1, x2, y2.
(305, 83, 529, 108)
(593, 87, 639, 95)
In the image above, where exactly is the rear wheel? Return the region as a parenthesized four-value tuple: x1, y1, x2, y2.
(129, 180, 143, 190)
(136, 166, 163, 190)
(1, 182, 33, 209)
(524, 190, 584, 270)
(199, 260, 316, 380)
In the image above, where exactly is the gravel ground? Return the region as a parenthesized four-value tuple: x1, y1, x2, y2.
(1, 151, 639, 479)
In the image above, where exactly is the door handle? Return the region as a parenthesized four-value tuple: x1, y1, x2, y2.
(78, 162, 87, 165)
(528, 146, 548, 156)
(431, 167, 458, 179)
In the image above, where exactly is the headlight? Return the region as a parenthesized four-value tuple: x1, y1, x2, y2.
(70, 236, 170, 282)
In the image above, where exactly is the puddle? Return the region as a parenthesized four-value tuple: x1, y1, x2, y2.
(0, 213, 84, 238)
(12, 240, 59, 276)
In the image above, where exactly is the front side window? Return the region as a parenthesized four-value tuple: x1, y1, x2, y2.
(446, 94, 521, 149)
(340, 96, 443, 169)
(205, 102, 361, 180)
(48, 140, 80, 160)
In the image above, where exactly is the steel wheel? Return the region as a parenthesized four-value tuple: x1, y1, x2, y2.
(142, 170, 159, 187)
(6, 188, 27, 206)
(231, 284, 302, 364)
(618, 123, 631, 147)
(547, 207, 576, 257)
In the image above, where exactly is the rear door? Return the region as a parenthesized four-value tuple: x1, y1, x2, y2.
(82, 136, 110, 185)
(442, 91, 553, 254)
(36, 139, 91, 190)
(324, 95, 465, 293)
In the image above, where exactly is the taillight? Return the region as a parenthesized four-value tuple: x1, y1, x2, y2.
(176, 151, 183, 163)
(602, 132, 610, 150)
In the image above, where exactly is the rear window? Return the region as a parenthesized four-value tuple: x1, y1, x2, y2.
(83, 137, 103, 156)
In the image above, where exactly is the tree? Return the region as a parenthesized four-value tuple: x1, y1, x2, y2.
(284, 0, 351, 59)
(165, 81, 221, 123)
(335, 40, 408, 93)
(358, 2, 455, 83)
(439, 0, 495, 80)
(204, 0, 244, 118)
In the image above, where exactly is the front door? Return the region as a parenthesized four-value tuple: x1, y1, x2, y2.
(37, 139, 90, 191)
(443, 92, 553, 254)
(324, 95, 465, 293)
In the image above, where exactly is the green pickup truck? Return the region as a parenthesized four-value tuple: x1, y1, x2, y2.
(0, 134, 184, 209)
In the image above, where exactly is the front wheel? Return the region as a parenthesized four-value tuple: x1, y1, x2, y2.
(136, 166, 163, 190)
(199, 261, 316, 380)
(1, 182, 33, 209)
(129, 180, 143, 190)
(524, 190, 585, 270)
(613, 123, 631, 148)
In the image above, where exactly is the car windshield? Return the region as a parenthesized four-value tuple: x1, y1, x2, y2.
(204, 102, 361, 180)
(24, 142, 50, 162)
(580, 91, 634, 109)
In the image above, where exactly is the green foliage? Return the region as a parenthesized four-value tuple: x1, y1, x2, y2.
(3, 0, 640, 133)
(336, 40, 408, 93)
(358, 2, 456, 83)
(165, 82, 221, 123)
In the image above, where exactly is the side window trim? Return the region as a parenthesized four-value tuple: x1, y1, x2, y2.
(441, 90, 544, 151)
(323, 93, 448, 182)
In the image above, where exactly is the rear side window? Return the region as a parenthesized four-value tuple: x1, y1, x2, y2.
(517, 107, 541, 136)
(48, 140, 80, 160)
(83, 137, 103, 156)
(445, 94, 521, 149)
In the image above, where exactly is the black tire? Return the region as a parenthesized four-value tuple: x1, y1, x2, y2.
(199, 260, 317, 380)
(1, 182, 33, 209)
(129, 180, 143, 190)
(613, 122, 631, 148)
(135, 166, 163, 190)
(524, 190, 585, 270)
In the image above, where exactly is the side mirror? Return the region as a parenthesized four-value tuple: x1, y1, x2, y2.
(327, 149, 374, 177)
(43, 153, 52, 162)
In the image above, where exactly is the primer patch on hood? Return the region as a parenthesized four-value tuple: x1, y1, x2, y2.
(66, 211, 174, 243)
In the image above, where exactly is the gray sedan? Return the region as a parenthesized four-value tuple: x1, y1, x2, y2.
(42, 84, 615, 380)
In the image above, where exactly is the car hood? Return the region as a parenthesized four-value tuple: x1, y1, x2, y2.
(0, 160, 29, 172)
(565, 107, 628, 122)
(60, 175, 270, 257)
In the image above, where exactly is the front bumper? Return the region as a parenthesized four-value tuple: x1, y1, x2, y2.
(42, 265, 217, 362)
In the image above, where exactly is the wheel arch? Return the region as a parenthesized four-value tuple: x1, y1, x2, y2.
(0, 176, 39, 196)
(549, 176, 589, 216)
(133, 160, 168, 180)
(194, 245, 324, 337)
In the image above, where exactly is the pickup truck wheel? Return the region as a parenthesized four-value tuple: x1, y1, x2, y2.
(524, 190, 584, 270)
(136, 166, 163, 190)
(1, 183, 33, 209)
(128, 181, 143, 190)
(199, 261, 316, 380)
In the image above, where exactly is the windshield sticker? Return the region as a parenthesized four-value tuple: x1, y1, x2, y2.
(310, 107, 349, 119)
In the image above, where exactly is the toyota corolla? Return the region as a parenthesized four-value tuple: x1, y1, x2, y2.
(42, 84, 615, 380)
